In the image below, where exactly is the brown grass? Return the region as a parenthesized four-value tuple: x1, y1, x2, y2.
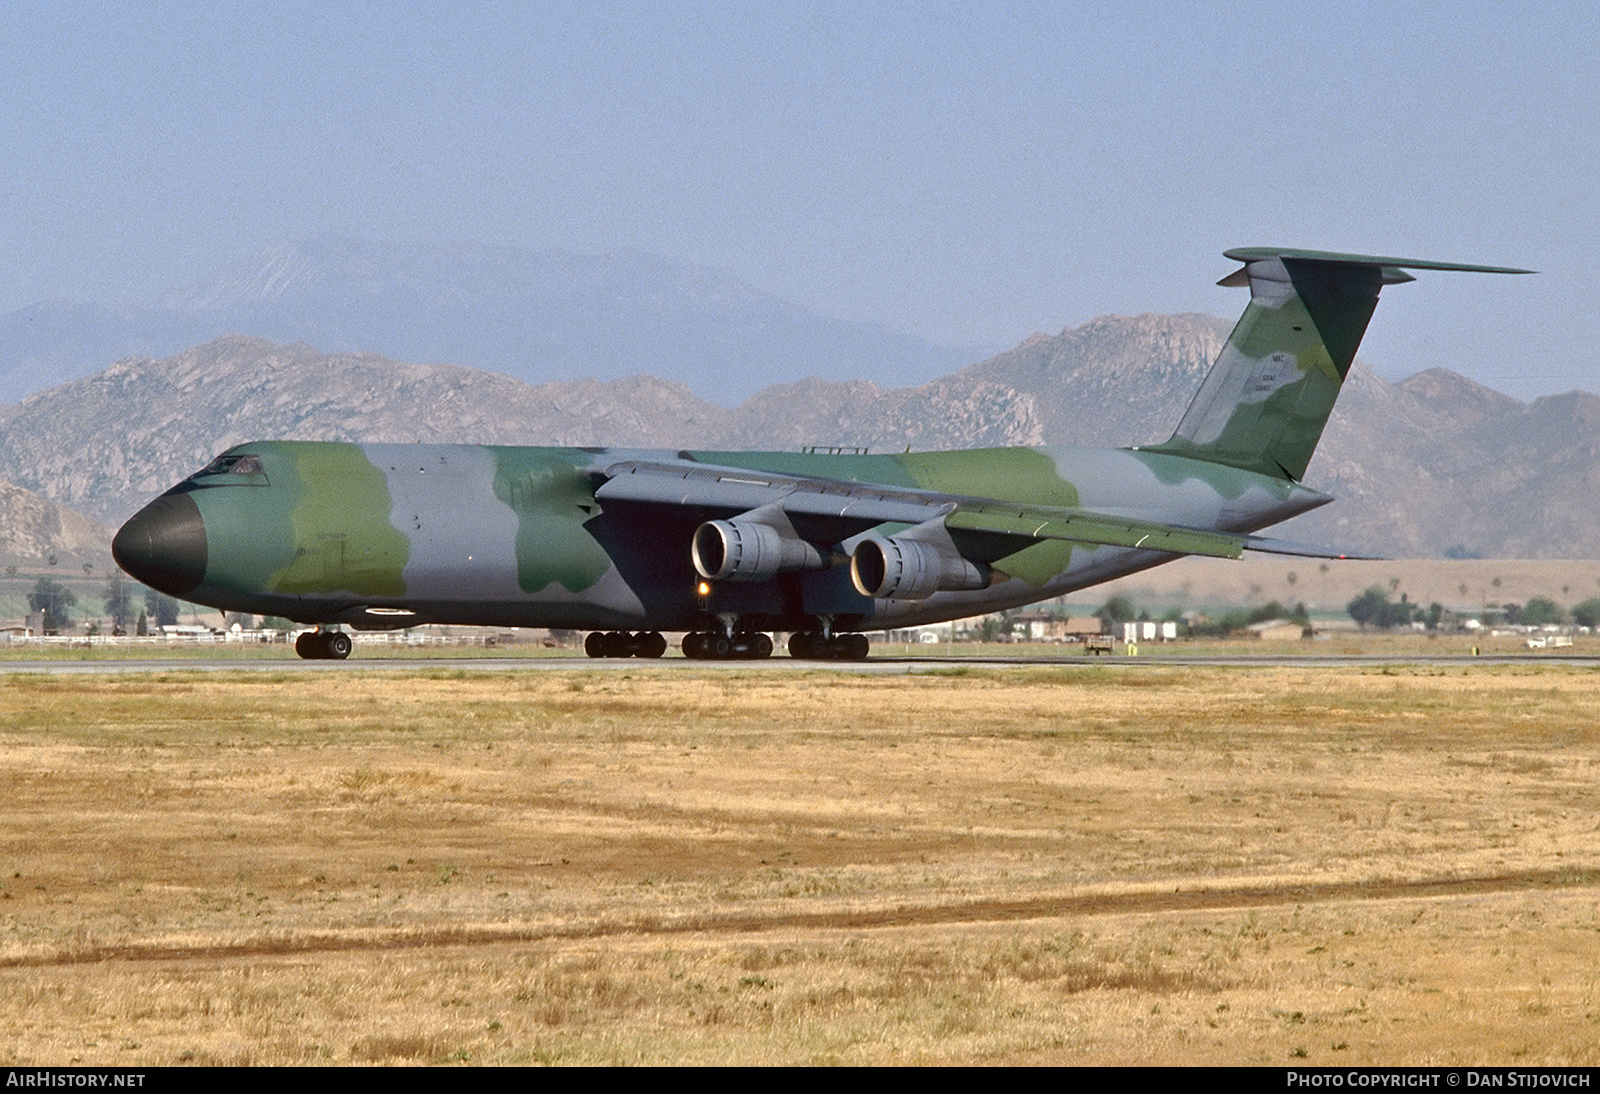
(1, 663, 1599, 1064)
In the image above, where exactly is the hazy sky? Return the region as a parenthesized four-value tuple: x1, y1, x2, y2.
(2, 1, 1591, 400)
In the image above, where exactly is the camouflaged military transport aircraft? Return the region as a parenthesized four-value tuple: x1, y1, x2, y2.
(112, 248, 1528, 660)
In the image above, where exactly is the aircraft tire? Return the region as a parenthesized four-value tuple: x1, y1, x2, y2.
(326, 632, 353, 660)
(681, 632, 705, 659)
(709, 634, 732, 659)
(751, 633, 773, 659)
(787, 631, 821, 660)
(294, 631, 321, 659)
(640, 631, 667, 658)
(584, 631, 607, 658)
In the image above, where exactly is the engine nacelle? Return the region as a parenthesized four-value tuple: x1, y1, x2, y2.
(692, 517, 825, 581)
(850, 531, 991, 600)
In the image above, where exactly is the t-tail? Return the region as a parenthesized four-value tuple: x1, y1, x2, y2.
(1146, 248, 1531, 482)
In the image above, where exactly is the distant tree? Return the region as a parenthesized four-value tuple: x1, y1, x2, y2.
(1183, 600, 1306, 639)
(135, 610, 149, 637)
(1572, 598, 1600, 629)
(29, 578, 76, 635)
(144, 589, 179, 629)
(1425, 602, 1446, 631)
(1385, 594, 1420, 630)
(1096, 594, 1138, 632)
(1347, 586, 1390, 630)
(102, 572, 135, 634)
(1347, 586, 1419, 630)
(1521, 597, 1566, 627)
(1246, 600, 1296, 626)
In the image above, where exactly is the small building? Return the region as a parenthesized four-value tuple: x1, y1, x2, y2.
(1013, 612, 1103, 641)
(1246, 619, 1309, 641)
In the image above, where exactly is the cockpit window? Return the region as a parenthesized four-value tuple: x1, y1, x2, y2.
(189, 454, 269, 484)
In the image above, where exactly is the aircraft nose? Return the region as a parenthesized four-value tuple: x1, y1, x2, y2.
(112, 493, 208, 596)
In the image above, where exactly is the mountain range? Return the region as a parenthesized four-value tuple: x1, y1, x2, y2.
(3, 315, 1597, 561)
(0, 235, 983, 407)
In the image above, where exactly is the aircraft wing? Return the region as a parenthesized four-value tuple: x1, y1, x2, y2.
(594, 458, 1374, 566)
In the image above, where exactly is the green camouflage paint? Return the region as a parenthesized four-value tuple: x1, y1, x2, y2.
(491, 447, 614, 593)
(900, 447, 1081, 508)
(271, 443, 409, 596)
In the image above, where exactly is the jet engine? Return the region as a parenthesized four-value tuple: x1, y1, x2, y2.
(850, 525, 991, 600)
(692, 512, 825, 581)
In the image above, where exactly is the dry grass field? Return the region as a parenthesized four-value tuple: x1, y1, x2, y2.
(2, 661, 1599, 1065)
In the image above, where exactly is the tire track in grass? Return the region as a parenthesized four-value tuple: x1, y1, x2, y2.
(4, 868, 1595, 968)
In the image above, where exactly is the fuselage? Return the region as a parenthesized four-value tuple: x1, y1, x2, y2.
(111, 248, 1529, 658)
(112, 439, 1330, 634)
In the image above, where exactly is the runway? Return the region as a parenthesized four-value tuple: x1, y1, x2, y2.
(2, 650, 1595, 674)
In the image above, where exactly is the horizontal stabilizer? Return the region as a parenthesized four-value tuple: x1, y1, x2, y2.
(1221, 248, 1534, 280)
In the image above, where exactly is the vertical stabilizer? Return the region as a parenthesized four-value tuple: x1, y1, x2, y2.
(1147, 248, 1529, 481)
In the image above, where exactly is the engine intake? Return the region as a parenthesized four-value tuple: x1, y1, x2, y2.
(850, 528, 991, 600)
(692, 515, 824, 581)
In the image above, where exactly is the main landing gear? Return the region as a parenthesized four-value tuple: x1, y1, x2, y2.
(581, 628, 869, 661)
(295, 629, 352, 660)
(680, 630, 774, 660)
(787, 631, 869, 661)
(584, 630, 669, 659)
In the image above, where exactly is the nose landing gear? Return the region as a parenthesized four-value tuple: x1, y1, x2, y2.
(294, 629, 352, 660)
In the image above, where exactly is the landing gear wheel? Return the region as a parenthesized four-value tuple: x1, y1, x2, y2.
(788, 631, 819, 659)
(588, 631, 670, 658)
(683, 629, 773, 659)
(787, 631, 868, 660)
(836, 633, 869, 660)
(294, 630, 351, 660)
